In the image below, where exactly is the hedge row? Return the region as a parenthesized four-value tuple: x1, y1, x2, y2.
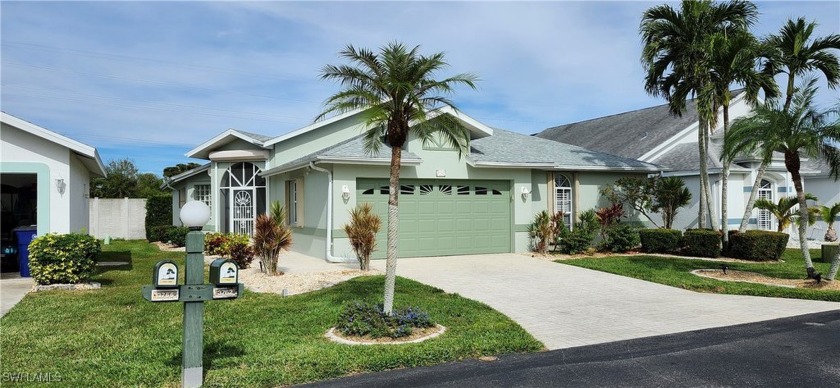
(728, 230, 789, 261)
(638, 228, 787, 261)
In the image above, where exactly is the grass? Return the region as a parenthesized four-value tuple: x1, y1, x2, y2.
(557, 248, 840, 302)
(0, 240, 543, 386)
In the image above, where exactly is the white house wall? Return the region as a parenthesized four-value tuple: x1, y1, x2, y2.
(1, 122, 83, 234)
(68, 153, 91, 232)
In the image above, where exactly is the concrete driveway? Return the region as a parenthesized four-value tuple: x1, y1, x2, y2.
(372, 254, 839, 350)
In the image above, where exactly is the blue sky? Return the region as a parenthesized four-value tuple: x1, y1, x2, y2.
(2, 1, 838, 175)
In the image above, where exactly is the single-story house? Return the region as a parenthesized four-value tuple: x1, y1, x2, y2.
(1, 112, 106, 271)
(536, 91, 839, 239)
(168, 107, 659, 260)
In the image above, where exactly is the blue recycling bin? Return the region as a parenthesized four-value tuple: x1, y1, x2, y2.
(14, 226, 38, 278)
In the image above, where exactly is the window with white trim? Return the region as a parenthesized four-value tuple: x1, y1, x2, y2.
(193, 184, 211, 207)
(757, 179, 773, 231)
(286, 179, 303, 227)
(555, 174, 573, 228)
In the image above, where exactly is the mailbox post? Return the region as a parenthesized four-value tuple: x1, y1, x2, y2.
(141, 201, 243, 388)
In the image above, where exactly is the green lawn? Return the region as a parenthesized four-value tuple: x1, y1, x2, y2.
(0, 240, 542, 386)
(557, 249, 840, 302)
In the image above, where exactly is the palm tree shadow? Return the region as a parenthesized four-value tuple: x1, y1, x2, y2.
(166, 341, 246, 373)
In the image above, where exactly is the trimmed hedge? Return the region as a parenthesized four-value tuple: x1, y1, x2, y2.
(166, 226, 190, 247)
(145, 194, 172, 241)
(149, 225, 171, 243)
(682, 229, 721, 258)
(729, 230, 789, 261)
(28, 233, 101, 285)
(603, 224, 640, 253)
(639, 229, 683, 253)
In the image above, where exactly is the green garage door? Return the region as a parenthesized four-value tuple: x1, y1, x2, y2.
(356, 179, 511, 258)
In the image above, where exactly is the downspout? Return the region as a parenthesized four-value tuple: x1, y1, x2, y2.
(309, 162, 355, 263)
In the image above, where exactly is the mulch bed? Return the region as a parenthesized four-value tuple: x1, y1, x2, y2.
(692, 269, 840, 290)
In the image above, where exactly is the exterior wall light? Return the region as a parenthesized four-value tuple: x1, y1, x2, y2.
(520, 185, 531, 200)
(55, 178, 66, 195)
(341, 185, 350, 200)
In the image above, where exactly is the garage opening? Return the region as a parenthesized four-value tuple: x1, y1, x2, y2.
(1, 173, 37, 273)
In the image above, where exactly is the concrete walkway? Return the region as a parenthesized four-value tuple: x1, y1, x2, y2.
(373, 254, 839, 350)
(0, 274, 33, 317)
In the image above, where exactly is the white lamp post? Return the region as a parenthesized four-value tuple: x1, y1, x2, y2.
(178, 201, 210, 387)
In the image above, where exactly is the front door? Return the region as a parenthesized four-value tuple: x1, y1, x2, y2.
(231, 189, 255, 235)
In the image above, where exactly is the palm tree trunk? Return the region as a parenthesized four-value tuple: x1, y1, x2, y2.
(828, 247, 840, 281)
(721, 106, 730, 245)
(382, 145, 402, 315)
(785, 150, 814, 271)
(698, 120, 708, 229)
(739, 160, 769, 232)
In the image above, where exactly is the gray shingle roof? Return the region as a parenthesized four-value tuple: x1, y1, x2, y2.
(470, 129, 659, 170)
(231, 129, 273, 143)
(264, 135, 422, 174)
(536, 90, 745, 159)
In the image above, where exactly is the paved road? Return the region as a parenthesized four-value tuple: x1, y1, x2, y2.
(304, 310, 840, 387)
(373, 254, 839, 349)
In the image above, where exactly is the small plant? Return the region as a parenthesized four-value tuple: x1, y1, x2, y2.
(603, 224, 640, 253)
(149, 225, 171, 243)
(650, 177, 691, 229)
(557, 209, 598, 254)
(166, 226, 190, 247)
(335, 301, 433, 339)
(28, 233, 101, 285)
(227, 240, 256, 269)
(253, 202, 292, 275)
(753, 193, 819, 232)
(344, 203, 381, 270)
(820, 202, 840, 242)
(204, 232, 228, 255)
(595, 203, 624, 240)
(528, 211, 553, 254)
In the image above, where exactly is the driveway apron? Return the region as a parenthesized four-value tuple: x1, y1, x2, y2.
(373, 254, 839, 350)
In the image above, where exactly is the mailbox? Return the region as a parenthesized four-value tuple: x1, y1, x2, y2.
(153, 260, 179, 288)
(209, 259, 239, 286)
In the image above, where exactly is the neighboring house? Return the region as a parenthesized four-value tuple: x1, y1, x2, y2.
(168, 107, 659, 260)
(536, 91, 839, 239)
(1, 112, 106, 260)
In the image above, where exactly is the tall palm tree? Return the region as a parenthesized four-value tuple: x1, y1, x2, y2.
(704, 30, 779, 245)
(318, 43, 477, 314)
(725, 79, 840, 273)
(641, 0, 758, 229)
(753, 193, 819, 232)
(736, 18, 840, 234)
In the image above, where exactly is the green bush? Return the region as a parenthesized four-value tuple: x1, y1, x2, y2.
(603, 224, 640, 253)
(149, 225, 171, 243)
(729, 230, 789, 261)
(558, 228, 594, 254)
(682, 229, 721, 258)
(204, 232, 228, 255)
(166, 226, 190, 247)
(145, 194, 172, 241)
(639, 229, 683, 253)
(28, 233, 101, 285)
(336, 301, 433, 339)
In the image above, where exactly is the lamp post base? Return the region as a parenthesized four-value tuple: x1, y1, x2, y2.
(182, 367, 203, 388)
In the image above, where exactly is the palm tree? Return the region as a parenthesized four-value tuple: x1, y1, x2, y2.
(318, 43, 477, 314)
(725, 79, 840, 273)
(736, 18, 840, 234)
(704, 29, 779, 245)
(820, 202, 840, 242)
(641, 0, 758, 229)
(753, 193, 819, 232)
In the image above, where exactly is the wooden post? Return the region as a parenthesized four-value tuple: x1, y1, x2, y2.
(182, 230, 204, 387)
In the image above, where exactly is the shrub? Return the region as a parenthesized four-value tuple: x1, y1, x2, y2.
(639, 229, 683, 253)
(335, 301, 433, 339)
(166, 226, 190, 247)
(595, 203, 624, 240)
(145, 194, 172, 241)
(603, 224, 640, 253)
(729, 230, 789, 261)
(682, 229, 722, 258)
(28, 233, 101, 285)
(204, 232, 228, 255)
(558, 228, 594, 254)
(149, 225, 172, 243)
(344, 203, 381, 270)
(528, 211, 553, 254)
(253, 202, 292, 275)
(227, 239, 255, 269)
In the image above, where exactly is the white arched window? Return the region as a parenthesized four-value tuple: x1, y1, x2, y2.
(757, 179, 773, 231)
(219, 162, 266, 236)
(555, 174, 573, 228)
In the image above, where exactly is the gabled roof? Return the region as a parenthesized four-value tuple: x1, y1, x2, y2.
(186, 128, 272, 159)
(1, 111, 106, 177)
(262, 135, 422, 176)
(469, 129, 661, 171)
(536, 90, 746, 160)
(164, 163, 211, 187)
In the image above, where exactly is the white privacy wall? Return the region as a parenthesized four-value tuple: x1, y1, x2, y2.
(89, 197, 147, 239)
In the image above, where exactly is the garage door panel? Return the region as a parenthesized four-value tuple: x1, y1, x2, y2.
(357, 179, 510, 258)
